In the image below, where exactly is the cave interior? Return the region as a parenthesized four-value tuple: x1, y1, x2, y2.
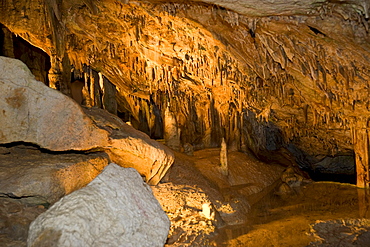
(1, 0, 370, 244)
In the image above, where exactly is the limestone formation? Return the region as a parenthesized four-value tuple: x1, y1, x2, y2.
(1, 0, 370, 187)
(0, 197, 46, 247)
(312, 156, 355, 176)
(152, 183, 219, 246)
(0, 145, 109, 205)
(165, 0, 370, 17)
(0, 56, 174, 185)
(219, 137, 229, 176)
(1, 0, 369, 186)
(27, 163, 170, 247)
(164, 105, 181, 151)
(84, 107, 175, 185)
(308, 219, 370, 246)
(195, 149, 285, 197)
(0, 56, 109, 151)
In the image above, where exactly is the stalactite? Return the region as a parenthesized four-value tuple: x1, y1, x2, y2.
(99, 72, 117, 115)
(90, 69, 102, 108)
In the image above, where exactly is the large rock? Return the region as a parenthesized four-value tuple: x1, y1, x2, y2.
(84, 107, 174, 185)
(0, 56, 174, 184)
(27, 163, 170, 247)
(0, 145, 109, 205)
(308, 219, 370, 246)
(0, 56, 109, 151)
(0, 198, 46, 247)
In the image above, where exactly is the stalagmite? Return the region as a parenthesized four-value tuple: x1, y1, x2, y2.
(220, 137, 229, 176)
(164, 105, 181, 151)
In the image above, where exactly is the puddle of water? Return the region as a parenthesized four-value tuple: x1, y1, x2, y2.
(210, 182, 370, 246)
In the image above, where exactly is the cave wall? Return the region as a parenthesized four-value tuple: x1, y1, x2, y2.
(0, 24, 51, 85)
(1, 0, 370, 186)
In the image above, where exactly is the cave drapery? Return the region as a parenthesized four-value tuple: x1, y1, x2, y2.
(1, 0, 370, 187)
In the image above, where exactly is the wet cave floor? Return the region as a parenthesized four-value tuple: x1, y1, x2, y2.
(211, 182, 370, 246)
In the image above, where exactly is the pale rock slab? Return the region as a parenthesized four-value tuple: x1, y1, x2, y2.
(27, 163, 170, 247)
(0, 56, 109, 151)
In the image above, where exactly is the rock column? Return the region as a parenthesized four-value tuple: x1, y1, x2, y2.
(353, 122, 370, 188)
(220, 137, 229, 176)
(164, 105, 181, 151)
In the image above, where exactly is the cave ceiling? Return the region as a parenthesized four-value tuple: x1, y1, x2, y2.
(1, 0, 370, 174)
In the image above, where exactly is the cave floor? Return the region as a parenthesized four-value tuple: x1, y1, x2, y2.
(211, 182, 370, 246)
(1, 145, 370, 246)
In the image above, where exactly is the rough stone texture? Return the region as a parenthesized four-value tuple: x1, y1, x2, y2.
(152, 151, 254, 246)
(155, 0, 370, 17)
(312, 155, 355, 175)
(152, 183, 219, 246)
(0, 56, 109, 151)
(0, 56, 174, 184)
(0, 198, 46, 247)
(0, 144, 109, 205)
(27, 163, 170, 247)
(308, 219, 370, 246)
(84, 107, 175, 185)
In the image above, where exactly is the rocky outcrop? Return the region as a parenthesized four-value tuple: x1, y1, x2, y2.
(308, 219, 370, 246)
(84, 107, 174, 185)
(0, 144, 109, 205)
(312, 156, 355, 176)
(0, 198, 46, 247)
(0, 56, 174, 184)
(0, 56, 109, 151)
(27, 163, 170, 247)
(152, 183, 219, 246)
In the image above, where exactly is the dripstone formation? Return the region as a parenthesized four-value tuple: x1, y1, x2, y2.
(1, 2, 370, 179)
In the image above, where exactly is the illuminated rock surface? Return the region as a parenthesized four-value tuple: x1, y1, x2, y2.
(308, 219, 370, 246)
(0, 144, 109, 205)
(0, 56, 174, 184)
(0, 0, 370, 245)
(0, 56, 109, 151)
(1, 0, 369, 186)
(27, 163, 170, 247)
(84, 107, 174, 185)
(152, 150, 289, 246)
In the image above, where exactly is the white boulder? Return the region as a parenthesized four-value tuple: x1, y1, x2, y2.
(27, 163, 170, 247)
